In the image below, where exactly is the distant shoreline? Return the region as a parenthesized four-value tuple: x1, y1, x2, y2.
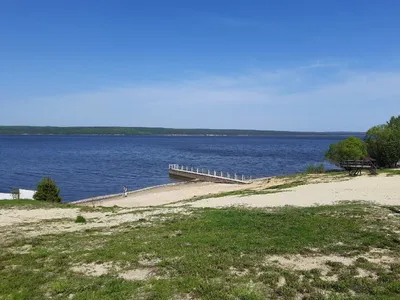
(1, 134, 363, 137)
(0, 126, 365, 137)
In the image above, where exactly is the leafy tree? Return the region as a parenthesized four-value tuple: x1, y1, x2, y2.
(365, 115, 400, 168)
(33, 177, 62, 202)
(325, 137, 368, 165)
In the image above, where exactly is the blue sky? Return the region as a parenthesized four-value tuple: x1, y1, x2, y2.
(1, 0, 399, 131)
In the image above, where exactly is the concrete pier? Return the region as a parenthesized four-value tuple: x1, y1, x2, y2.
(168, 164, 251, 184)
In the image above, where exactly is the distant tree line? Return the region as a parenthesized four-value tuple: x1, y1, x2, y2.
(325, 115, 400, 168)
(0, 126, 363, 137)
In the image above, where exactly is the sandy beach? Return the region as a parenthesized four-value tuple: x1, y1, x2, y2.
(80, 181, 248, 207)
(79, 173, 400, 208)
(186, 175, 400, 208)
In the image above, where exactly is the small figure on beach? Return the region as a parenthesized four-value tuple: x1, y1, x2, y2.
(123, 185, 128, 197)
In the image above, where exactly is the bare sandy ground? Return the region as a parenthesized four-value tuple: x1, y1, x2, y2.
(0, 206, 189, 242)
(78, 174, 400, 208)
(82, 181, 247, 207)
(187, 175, 400, 208)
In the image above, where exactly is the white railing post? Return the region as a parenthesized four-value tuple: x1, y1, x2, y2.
(221, 171, 223, 177)
(208, 170, 210, 175)
(191, 167, 193, 172)
(214, 170, 216, 176)
(196, 168, 199, 173)
(242, 175, 244, 181)
(227, 173, 230, 178)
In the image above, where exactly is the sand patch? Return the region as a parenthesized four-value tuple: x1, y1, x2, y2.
(70, 262, 117, 277)
(187, 175, 400, 208)
(1, 207, 189, 240)
(265, 251, 398, 274)
(138, 255, 162, 267)
(171, 294, 199, 300)
(266, 254, 354, 272)
(83, 181, 248, 208)
(355, 268, 378, 280)
(277, 276, 286, 287)
(229, 267, 249, 277)
(119, 268, 156, 281)
(9, 244, 32, 254)
(321, 274, 339, 282)
(0, 208, 81, 226)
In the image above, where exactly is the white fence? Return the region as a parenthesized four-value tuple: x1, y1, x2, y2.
(168, 164, 252, 182)
(0, 193, 13, 200)
(0, 189, 36, 200)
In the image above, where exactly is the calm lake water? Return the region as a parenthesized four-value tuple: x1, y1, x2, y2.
(0, 135, 354, 202)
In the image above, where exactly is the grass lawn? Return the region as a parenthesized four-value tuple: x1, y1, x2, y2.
(379, 169, 400, 176)
(1, 203, 399, 299)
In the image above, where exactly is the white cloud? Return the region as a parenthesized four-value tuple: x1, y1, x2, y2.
(10, 64, 400, 130)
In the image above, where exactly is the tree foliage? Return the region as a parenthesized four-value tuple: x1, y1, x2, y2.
(33, 177, 62, 202)
(365, 115, 400, 168)
(325, 137, 368, 165)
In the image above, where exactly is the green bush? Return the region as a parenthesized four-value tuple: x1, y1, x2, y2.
(33, 177, 62, 202)
(325, 137, 368, 165)
(306, 164, 325, 174)
(75, 216, 86, 223)
(365, 115, 400, 168)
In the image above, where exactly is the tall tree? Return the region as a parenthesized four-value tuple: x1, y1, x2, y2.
(365, 115, 400, 168)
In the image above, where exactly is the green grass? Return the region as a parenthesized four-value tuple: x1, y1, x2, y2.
(0, 199, 66, 208)
(1, 203, 399, 299)
(0, 199, 118, 213)
(75, 215, 87, 223)
(305, 164, 325, 174)
(379, 169, 400, 176)
(264, 180, 307, 190)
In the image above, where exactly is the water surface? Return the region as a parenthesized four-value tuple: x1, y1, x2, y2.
(0, 135, 351, 202)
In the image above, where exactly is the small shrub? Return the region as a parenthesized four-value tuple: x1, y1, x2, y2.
(11, 188, 20, 199)
(75, 215, 86, 223)
(306, 164, 325, 174)
(33, 177, 62, 202)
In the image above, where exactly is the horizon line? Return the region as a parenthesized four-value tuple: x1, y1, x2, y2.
(0, 125, 365, 134)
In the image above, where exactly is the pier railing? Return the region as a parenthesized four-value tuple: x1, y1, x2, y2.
(168, 164, 252, 182)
